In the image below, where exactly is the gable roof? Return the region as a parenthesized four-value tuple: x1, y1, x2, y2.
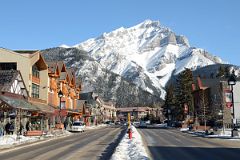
(35, 54, 48, 70)
(0, 70, 29, 97)
(46, 61, 58, 73)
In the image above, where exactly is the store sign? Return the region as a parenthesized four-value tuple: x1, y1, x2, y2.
(225, 90, 232, 108)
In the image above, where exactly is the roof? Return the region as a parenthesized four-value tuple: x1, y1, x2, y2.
(59, 72, 67, 80)
(79, 92, 93, 100)
(30, 102, 55, 114)
(57, 61, 65, 72)
(46, 61, 58, 73)
(66, 68, 75, 80)
(76, 100, 85, 112)
(13, 50, 38, 54)
(0, 95, 39, 111)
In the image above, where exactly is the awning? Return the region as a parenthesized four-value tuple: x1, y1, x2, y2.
(0, 95, 39, 111)
(31, 102, 55, 114)
(67, 110, 81, 115)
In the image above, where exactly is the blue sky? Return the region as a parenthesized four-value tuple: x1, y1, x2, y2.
(1, 0, 240, 65)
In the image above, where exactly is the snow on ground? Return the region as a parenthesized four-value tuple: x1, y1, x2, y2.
(0, 124, 107, 149)
(111, 125, 149, 160)
(0, 135, 39, 147)
(181, 128, 240, 139)
(0, 130, 73, 149)
(85, 124, 107, 130)
(180, 128, 189, 132)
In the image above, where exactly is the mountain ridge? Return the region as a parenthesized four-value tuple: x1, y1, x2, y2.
(69, 20, 223, 98)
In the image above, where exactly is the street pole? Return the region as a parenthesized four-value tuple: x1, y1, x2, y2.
(231, 85, 235, 128)
(58, 90, 63, 126)
(222, 104, 225, 135)
(227, 70, 237, 137)
(128, 112, 131, 129)
(59, 97, 61, 124)
(203, 89, 207, 132)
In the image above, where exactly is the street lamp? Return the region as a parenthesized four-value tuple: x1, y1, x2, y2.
(58, 90, 63, 124)
(227, 70, 238, 137)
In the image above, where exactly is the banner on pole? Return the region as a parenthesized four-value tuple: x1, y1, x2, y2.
(224, 89, 232, 108)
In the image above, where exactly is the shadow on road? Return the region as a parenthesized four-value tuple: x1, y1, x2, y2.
(98, 126, 127, 160)
(148, 146, 240, 160)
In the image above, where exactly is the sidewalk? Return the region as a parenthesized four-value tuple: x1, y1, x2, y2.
(180, 128, 240, 140)
(0, 129, 72, 150)
(0, 124, 108, 150)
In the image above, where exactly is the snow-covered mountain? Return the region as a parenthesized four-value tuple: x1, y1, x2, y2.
(72, 20, 223, 98)
(41, 47, 163, 107)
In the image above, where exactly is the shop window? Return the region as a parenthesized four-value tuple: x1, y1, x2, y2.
(32, 64, 40, 78)
(32, 83, 39, 98)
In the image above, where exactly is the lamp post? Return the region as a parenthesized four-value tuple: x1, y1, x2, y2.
(58, 90, 63, 124)
(227, 70, 238, 137)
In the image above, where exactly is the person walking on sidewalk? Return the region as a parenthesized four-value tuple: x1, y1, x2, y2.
(0, 121, 4, 136)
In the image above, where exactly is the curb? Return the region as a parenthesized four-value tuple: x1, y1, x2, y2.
(182, 131, 240, 139)
(100, 126, 127, 160)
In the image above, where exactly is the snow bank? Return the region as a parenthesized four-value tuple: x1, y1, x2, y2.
(0, 135, 38, 147)
(0, 130, 72, 149)
(111, 126, 149, 160)
(85, 124, 107, 130)
(180, 128, 189, 132)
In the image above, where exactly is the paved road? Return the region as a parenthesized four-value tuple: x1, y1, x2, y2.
(0, 126, 125, 160)
(138, 128, 240, 160)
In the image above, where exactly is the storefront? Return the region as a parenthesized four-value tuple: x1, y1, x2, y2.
(0, 94, 40, 134)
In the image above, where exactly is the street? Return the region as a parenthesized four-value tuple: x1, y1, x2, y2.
(139, 128, 240, 160)
(0, 126, 125, 160)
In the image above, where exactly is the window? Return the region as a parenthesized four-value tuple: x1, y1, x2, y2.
(32, 83, 39, 98)
(0, 63, 17, 70)
(32, 65, 40, 78)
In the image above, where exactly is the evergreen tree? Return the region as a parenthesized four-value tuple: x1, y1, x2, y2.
(224, 66, 230, 78)
(216, 65, 225, 77)
(163, 84, 175, 120)
(174, 68, 194, 121)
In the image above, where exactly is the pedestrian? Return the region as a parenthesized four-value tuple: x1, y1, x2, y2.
(0, 121, 4, 136)
(5, 122, 10, 135)
(64, 120, 68, 130)
(9, 122, 14, 135)
(26, 121, 31, 131)
(19, 122, 23, 135)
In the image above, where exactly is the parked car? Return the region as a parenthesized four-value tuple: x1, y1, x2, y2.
(71, 121, 85, 132)
(153, 123, 167, 128)
(139, 121, 147, 128)
(115, 121, 121, 125)
(132, 121, 140, 127)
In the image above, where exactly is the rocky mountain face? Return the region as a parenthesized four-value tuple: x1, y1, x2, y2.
(42, 19, 225, 107)
(72, 20, 223, 99)
(41, 47, 163, 107)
